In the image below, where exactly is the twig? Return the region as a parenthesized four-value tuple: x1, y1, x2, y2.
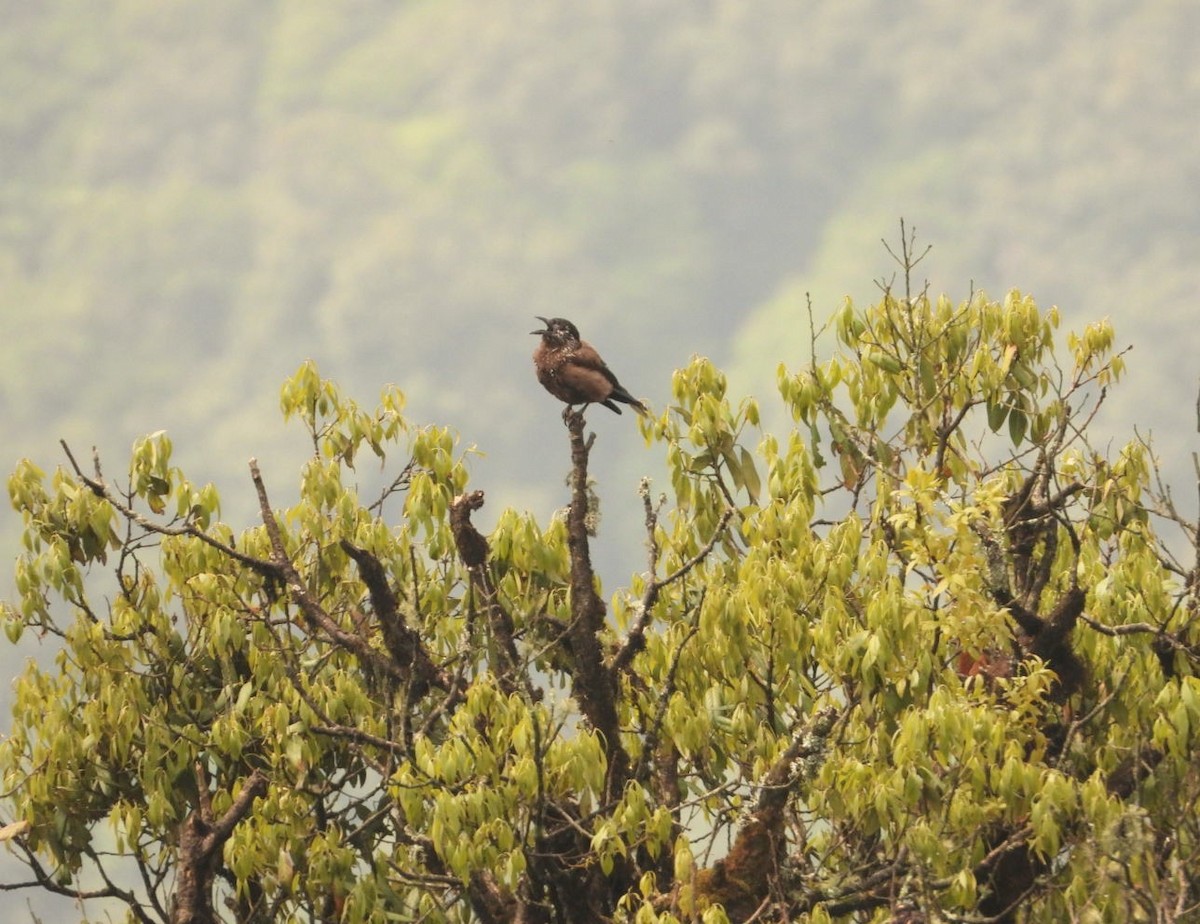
(60, 440, 273, 576)
(611, 505, 733, 675)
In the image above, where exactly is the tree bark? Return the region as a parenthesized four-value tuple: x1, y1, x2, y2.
(170, 768, 268, 924)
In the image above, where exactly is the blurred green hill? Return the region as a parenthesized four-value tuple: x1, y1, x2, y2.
(3, 0, 1197, 565)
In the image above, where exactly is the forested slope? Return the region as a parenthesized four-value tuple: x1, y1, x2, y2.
(3, 0, 1196, 563)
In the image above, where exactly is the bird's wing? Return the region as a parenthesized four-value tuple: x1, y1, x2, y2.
(556, 358, 617, 400)
(572, 342, 621, 387)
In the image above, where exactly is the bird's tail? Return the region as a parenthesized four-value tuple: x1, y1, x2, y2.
(611, 385, 649, 416)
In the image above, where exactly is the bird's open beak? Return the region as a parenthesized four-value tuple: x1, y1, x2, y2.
(530, 315, 550, 335)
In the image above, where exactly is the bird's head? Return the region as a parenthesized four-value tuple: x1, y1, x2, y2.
(530, 316, 581, 346)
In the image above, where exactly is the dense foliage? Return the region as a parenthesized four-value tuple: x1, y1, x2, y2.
(3, 280, 1198, 922)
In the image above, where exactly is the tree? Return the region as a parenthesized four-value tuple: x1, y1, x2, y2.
(3, 251, 1199, 923)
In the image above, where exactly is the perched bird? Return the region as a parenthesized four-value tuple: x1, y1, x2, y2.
(531, 317, 648, 415)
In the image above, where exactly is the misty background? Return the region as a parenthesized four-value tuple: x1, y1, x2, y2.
(2, 1, 1199, 915)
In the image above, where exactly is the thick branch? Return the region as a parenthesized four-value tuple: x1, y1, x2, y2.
(449, 491, 522, 693)
(466, 870, 522, 924)
(562, 411, 630, 800)
(171, 769, 267, 924)
(340, 539, 449, 696)
(450, 490, 490, 569)
(695, 707, 840, 918)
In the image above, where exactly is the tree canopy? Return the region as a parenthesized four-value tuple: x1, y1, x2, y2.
(3, 266, 1199, 922)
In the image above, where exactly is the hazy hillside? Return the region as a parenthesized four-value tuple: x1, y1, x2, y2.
(3, 0, 1198, 620)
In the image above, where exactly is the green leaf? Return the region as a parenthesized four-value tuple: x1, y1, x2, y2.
(738, 447, 762, 502)
(866, 350, 903, 374)
(1008, 408, 1028, 446)
(918, 357, 936, 397)
(986, 399, 1009, 432)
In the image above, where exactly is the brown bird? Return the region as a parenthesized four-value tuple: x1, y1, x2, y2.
(531, 317, 648, 415)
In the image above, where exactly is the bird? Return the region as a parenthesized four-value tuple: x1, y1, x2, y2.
(531, 317, 648, 415)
